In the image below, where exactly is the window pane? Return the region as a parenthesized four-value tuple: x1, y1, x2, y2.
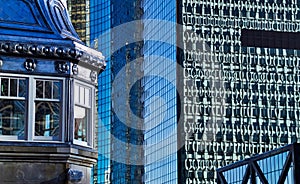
(85, 88, 90, 106)
(35, 102, 60, 138)
(19, 79, 27, 97)
(36, 80, 43, 98)
(53, 81, 61, 99)
(1, 78, 8, 96)
(10, 79, 18, 97)
(80, 86, 85, 104)
(74, 105, 88, 142)
(45, 81, 52, 99)
(74, 84, 79, 104)
(0, 99, 25, 138)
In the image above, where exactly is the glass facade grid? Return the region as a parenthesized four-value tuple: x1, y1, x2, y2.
(142, 0, 177, 183)
(223, 165, 247, 184)
(257, 151, 289, 183)
(90, 0, 144, 183)
(90, 0, 112, 182)
(67, 0, 90, 44)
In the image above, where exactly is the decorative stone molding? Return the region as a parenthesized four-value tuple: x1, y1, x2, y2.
(67, 169, 83, 182)
(55, 61, 69, 73)
(72, 64, 78, 75)
(24, 58, 37, 72)
(90, 71, 97, 82)
(0, 41, 106, 71)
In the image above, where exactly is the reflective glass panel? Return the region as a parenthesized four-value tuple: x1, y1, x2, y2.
(1, 78, 8, 96)
(19, 79, 27, 97)
(10, 79, 17, 97)
(0, 99, 25, 137)
(53, 81, 61, 99)
(36, 80, 43, 98)
(36, 80, 61, 100)
(35, 102, 60, 137)
(74, 105, 88, 142)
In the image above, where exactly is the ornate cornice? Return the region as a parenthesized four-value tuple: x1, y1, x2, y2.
(0, 0, 106, 74)
(0, 41, 106, 72)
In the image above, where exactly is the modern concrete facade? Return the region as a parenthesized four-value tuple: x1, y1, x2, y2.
(0, 0, 105, 183)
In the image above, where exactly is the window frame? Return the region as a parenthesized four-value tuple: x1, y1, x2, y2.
(0, 76, 27, 140)
(0, 73, 65, 142)
(33, 77, 65, 141)
(73, 79, 94, 147)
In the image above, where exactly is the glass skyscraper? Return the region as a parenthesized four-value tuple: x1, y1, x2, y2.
(142, 1, 178, 184)
(69, 0, 300, 183)
(67, 0, 90, 44)
(89, 0, 144, 183)
(178, 0, 300, 183)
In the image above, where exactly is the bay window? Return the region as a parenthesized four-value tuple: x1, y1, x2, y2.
(0, 74, 95, 146)
(0, 74, 63, 141)
(74, 81, 93, 146)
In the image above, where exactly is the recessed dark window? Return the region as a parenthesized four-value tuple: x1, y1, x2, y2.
(241, 29, 300, 50)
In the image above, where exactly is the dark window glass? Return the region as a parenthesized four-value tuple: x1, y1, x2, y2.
(36, 80, 43, 98)
(35, 102, 60, 138)
(1, 78, 8, 96)
(19, 79, 27, 97)
(0, 99, 25, 137)
(10, 79, 18, 97)
(45, 81, 52, 99)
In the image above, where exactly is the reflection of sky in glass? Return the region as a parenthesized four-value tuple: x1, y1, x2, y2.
(223, 164, 247, 184)
(142, 0, 177, 183)
(285, 162, 294, 184)
(257, 151, 288, 183)
(222, 150, 295, 183)
(90, 0, 111, 183)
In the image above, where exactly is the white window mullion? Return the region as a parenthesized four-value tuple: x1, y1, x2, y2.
(27, 77, 35, 141)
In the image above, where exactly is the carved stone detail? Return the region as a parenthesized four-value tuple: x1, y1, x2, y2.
(0, 41, 105, 70)
(72, 64, 78, 75)
(90, 71, 97, 82)
(55, 61, 69, 73)
(67, 169, 83, 182)
(24, 59, 36, 72)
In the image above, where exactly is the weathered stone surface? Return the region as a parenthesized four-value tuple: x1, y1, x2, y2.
(0, 144, 97, 183)
(0, 162, 65, 184)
